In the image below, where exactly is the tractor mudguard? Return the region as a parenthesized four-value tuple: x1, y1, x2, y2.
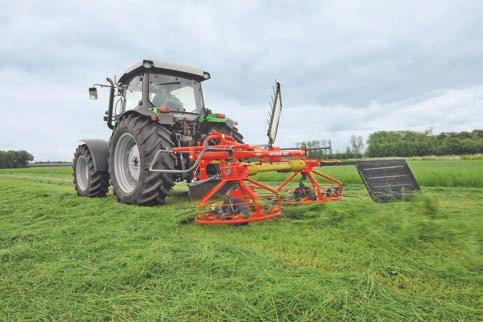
(79, 139, 109, 171)
(200, 116, 243, 142)
(119, 109, 175, 125)
(197, 113, 237, 130)
(224, 118, 237, 130)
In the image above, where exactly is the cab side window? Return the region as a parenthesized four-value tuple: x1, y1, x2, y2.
(123, 76, 143, 113)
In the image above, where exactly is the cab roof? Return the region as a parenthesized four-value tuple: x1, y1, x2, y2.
(118, 59, 210, 84)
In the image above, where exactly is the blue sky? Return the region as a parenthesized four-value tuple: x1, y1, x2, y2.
(1, 0, 482, 160)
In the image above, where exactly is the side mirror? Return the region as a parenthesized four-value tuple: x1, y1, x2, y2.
(89, 87, 98, 100)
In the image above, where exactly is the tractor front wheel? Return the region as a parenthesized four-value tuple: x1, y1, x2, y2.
(109, 114, 176, 205)
(73, 145, 109, 197)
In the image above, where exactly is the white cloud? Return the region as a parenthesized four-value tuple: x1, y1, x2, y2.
(213, 85, 483, 151)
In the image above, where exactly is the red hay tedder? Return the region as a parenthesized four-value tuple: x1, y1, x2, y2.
(149, 83, 419, 225)
(154, 132, 343, 224)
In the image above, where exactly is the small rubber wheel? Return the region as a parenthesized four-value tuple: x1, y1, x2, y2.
(309, 190, 317, 200)
(222, 198, 250, 218)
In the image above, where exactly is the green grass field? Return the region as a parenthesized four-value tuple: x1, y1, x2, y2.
(0, 161, 482, 321)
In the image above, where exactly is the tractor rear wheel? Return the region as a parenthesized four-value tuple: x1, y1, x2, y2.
(109, 114, 176, 205)
(73, 145, 109, 197)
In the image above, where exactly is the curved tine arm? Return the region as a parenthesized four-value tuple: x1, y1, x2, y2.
(312, 170, 343, 187)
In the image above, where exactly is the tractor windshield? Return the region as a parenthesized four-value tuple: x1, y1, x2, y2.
(149, 73, 204, 113)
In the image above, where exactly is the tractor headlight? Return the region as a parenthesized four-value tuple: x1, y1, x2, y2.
(143, 60, 154, 69)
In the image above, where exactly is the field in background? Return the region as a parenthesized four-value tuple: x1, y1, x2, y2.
(0, 161, 482, 320)
(405, 153, 483, 160)
(255, 159, 483, 188)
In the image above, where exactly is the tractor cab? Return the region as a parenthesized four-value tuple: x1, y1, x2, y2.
(89, 59, 242, 143)
(89, 60, 212, 129)
(117, 60, 210, 116)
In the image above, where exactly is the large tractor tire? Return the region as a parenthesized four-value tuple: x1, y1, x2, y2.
(73, 145, 109, 197)
(109, 114, 176, 205)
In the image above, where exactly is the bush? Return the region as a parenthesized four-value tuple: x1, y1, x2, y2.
(0, 150, 34, 168)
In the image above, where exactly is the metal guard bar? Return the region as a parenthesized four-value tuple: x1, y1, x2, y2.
(149, 147, 233, 174)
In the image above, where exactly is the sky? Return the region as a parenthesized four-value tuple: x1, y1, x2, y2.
(1, 0, 482, 161)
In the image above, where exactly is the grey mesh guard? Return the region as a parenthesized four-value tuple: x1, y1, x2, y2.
(355, 159, 420, 202)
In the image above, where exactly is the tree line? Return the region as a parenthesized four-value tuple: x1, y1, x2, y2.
(366, 129, 483, 157)
(0, 150, 34, 168)
(297, 129, 483, 159)
(2, 129, 481, 168)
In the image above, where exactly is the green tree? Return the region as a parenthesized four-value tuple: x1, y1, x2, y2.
(0, 150, 34, 168)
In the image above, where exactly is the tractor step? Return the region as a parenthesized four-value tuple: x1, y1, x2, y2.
(355, 159, 420, 202)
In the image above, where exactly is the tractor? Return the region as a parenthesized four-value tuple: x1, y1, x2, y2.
(74, 60, 242, 205)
